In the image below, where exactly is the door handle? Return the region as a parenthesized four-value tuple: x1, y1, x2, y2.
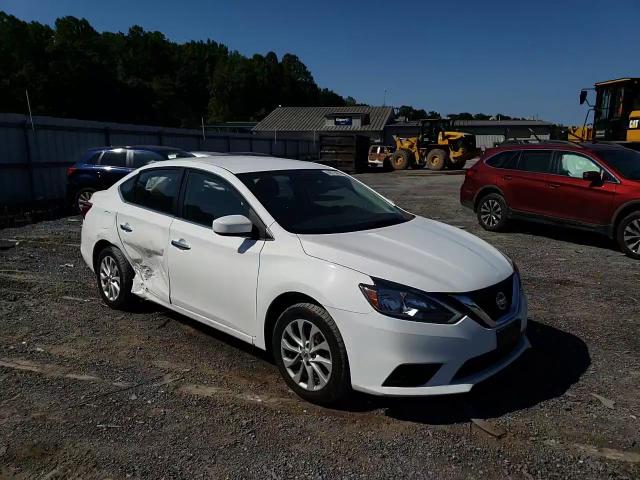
(503, 175, 512, 180)
(547, 183, 560, 189)
(171, 239, 191, 250)
(119, 223, 133, 232)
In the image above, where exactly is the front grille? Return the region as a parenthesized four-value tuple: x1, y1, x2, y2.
(464, 274, 514, 322)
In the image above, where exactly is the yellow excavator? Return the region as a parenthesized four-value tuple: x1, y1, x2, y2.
(390, 119, 479, 170)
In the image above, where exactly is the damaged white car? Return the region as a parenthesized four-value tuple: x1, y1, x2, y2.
(80, 156, 529, 405)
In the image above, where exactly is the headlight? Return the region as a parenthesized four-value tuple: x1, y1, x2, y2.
(359, 279, 462, 324)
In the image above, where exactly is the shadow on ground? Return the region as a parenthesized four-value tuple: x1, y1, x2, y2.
(143, 302, 590, 425)
(508, 220, 618, 252)
(356, 320, 591, 424)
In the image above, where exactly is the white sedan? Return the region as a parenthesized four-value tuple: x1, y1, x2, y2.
(80, 156, 529, 405)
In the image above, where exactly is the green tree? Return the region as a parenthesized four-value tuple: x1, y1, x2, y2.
(0, 12, 353, 126)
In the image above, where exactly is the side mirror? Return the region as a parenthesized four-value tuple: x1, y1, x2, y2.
(582, 170, 602, 182)
(212, 215, 253, 236)
(579, 90, 588, 105)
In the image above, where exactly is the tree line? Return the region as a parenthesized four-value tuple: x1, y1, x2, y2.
(0, 12, 530, 128)
(396, 105, 529, 122)
(0, 12, 357, 127)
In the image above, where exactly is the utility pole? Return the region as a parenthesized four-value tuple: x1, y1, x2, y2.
(25, 89, 35, 132)
(382, 89, 387, 107)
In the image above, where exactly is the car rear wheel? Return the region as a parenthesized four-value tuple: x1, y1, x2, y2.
(96, 246, 135, 309)
(617, 211, 640, 259)
(273, 303, 351, 406)
(75, 188, 96, 213)
(477, 193, 508, 232)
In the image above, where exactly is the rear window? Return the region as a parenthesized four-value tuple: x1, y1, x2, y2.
(485, 151, 519, 169)
(82, 151, 102, 164)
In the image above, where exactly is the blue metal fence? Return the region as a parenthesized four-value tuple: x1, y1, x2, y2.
(0, 113, 319, 207)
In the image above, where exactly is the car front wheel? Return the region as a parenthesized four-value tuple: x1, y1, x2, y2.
(273, 303, 351, 406)
(617, 211, 640, 259)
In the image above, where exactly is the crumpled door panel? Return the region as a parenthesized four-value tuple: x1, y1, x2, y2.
(116, 209, 173, 304)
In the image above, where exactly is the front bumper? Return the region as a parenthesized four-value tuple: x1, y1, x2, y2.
(328, 290, 529, 396)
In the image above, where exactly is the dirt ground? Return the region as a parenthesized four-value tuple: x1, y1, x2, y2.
(0, 169, 639, 479)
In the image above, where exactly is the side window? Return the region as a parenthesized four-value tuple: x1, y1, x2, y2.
(132, 168, 181, 214)
(517, 150, 553, 174)
(83, 151, 102, 164)
(556, 153, 602, 178)
(119, 176, 136, 202)
(132, 150, 164, 169)
(181, 171, 250, 227)
(100, 150, 127, 168)
(485, 151, 519, 169)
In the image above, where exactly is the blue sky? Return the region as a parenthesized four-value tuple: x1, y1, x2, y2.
(3, 0, 638, 124)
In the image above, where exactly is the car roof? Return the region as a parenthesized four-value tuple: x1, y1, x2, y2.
(145, 155, 329, 174)
(489, 141, 631, 154)
(89, 145, 190, 152)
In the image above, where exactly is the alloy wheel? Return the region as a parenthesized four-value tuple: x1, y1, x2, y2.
(99, 255, 121, 301)
(280, 319, 332, 391)
(623, 219, 640, 254)
(77, 190, 93, 210)
(480, 199, 502, 228)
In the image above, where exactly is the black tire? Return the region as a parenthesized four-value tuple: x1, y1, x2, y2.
(426, 148, 448, 171)
(75, 187, 96, 213)
(476, 193, 509, 232)
(272, 303, 351, 406)
(390, 149, 411, 170)
(96, 246, 136, 309)
(616, 211, 640, 259)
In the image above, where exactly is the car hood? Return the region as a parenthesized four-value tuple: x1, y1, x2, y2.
(297, 217, 512, 293)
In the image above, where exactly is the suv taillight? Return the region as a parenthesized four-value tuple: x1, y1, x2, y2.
(66, 166, 77, 176)
(79, 201, 92, 219)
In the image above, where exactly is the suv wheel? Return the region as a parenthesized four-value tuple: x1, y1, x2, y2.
(617, 212, 640, 259)
(75, 188, 96, 213)
(96, 246, 135, 309)
(273, 303, 351, 406)
(477, 193, 508, 231)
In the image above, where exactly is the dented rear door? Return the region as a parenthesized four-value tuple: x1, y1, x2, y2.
(115, 167, 183, 304)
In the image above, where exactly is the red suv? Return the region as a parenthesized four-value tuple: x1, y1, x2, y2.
(460, 142, 640, 259)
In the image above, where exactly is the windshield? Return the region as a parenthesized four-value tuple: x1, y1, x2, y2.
(238, 169, 414, 234)
(597, 149, 640, 180)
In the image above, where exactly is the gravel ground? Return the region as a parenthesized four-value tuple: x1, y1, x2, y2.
(0, 169, 639, 479)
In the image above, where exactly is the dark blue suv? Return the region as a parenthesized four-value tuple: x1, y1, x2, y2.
(66, 145, 194, 211)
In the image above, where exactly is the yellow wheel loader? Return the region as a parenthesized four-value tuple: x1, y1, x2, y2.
(390, 119, 479, 171)
(579, 78, 640, 149)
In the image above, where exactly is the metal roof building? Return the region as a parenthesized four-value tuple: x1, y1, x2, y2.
(253, 106, 394, 142)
